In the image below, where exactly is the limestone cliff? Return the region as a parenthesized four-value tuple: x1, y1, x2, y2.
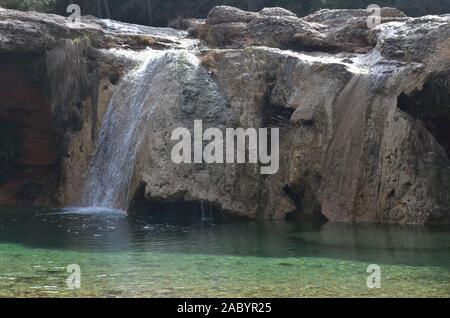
(0, 6, 448, 224)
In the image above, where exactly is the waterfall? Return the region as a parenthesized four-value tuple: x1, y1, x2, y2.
(80, 49, 169, 210)
(79, 40, 218, 212)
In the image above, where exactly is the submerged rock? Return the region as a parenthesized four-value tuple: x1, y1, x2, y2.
(0, 6, 449, 224)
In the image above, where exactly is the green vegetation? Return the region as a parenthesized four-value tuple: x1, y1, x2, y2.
(0, 0, 449, 25)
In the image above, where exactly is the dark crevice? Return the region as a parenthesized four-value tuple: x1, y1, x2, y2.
(397, 70, 450, 157)
(282, 40, 341, 54)
(262, 84, 295, 128)
(283, 184, 327, 222)
(282, 34, 374, 55)
(129, 182, 246, 223)
(283, 184, 303, 210)
(0, 53, 60, 207)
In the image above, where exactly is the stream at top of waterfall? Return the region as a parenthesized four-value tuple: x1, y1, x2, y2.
(0, 206, 448, 297)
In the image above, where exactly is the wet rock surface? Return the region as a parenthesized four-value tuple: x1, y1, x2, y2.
(0, 7, 190, 52)
(0, 6, 449, 224)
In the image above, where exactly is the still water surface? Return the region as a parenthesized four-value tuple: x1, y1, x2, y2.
(0, 207, 448, 297)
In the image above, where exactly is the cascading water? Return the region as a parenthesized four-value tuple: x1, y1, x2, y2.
(79, 47, 200, 211)
(80, 50, 164, 210)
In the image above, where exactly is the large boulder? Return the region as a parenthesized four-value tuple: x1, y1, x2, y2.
(0, 7, 187, 52)
(206, 6, 258, 25)
(197, 7, 408, 53)
(259, 7, 297, 17)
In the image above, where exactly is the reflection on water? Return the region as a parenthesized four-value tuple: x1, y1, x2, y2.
(0, 207, 449, 297)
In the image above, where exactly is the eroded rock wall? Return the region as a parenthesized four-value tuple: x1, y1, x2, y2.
(0, 53, 58, 205)
(132, 7, 450, 224)
(0, 8, 158, 207)
(0, 6, 449, 224)
(133, 45, 449, 224)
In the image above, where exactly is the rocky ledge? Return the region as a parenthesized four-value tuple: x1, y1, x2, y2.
(0, 6, 449, 224)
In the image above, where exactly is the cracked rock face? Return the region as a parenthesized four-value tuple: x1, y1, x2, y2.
(0, 7, 191, 206)
(169, 7, 450, 225)
(0, 6, 449, 224)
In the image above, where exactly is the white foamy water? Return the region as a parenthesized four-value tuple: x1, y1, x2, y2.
(80, 47, 203, 211)
(56, 207, 125, 215)
(80, 49, 168, 210)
